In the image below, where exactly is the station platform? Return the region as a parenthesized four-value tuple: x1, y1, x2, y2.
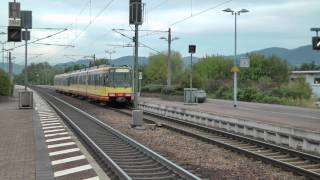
(140, 97, 320, 131)
(0, 86, 107, 180)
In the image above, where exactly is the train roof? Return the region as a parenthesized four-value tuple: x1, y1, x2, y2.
(54, 65, 131, 78)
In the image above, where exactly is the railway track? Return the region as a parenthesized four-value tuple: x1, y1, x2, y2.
(114, 108, 320, 180)
(35, 88, 200, 180)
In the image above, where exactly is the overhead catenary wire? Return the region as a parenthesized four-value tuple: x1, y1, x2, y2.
(169, 0, 233, 27)
(43, 0, 115, 62)
(112, 29, 161, 53)
(1, 29, 68, 52)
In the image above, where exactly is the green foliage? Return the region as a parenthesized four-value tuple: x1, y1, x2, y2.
(296, 61, 320, 71)
(143, 52, 183, 85)
(15, 62, 57, 85)
(239, 54, 290, 84)
(141, 52, 313, 107)
(0, 69, 11, 96)
(280, 77, 312, 99)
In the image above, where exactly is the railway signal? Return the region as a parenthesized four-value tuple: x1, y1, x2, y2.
(8, 1, 22, 42)
(311, 28, 320, 50)
(312, 37, 320, 50)
(7, 26, 21, 42)
(188, 45, 196, 89)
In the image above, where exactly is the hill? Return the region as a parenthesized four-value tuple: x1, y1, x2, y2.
(0, 63, 24, 74)
(246, 45, 320, 66)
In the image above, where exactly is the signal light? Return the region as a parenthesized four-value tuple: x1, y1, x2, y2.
(7, 26, 21, 42)
(313, 37, 320, 50)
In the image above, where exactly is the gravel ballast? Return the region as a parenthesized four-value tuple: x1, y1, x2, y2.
(50, 91, 305, 180)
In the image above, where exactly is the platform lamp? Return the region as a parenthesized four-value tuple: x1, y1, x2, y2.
(0, 32, 6, 71)
(223, 8, 249, 108)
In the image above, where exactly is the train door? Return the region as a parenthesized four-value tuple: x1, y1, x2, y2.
(85, 72, 88, 97)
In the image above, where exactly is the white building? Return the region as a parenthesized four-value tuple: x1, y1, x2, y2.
(291, 71, 320, 98)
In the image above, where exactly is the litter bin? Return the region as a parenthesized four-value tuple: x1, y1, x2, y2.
(19, 91, 33, 109)
(184, 88, 198, 105)
(195, 90, 207, 103)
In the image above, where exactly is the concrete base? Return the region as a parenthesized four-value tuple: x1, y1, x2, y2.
(132, 110, 143, 127)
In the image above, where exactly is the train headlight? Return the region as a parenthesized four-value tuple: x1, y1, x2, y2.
(125, 93, 132, 97)
(109, 93, 115, 97)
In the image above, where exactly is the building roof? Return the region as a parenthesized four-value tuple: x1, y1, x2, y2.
(292, 71, 320, 74)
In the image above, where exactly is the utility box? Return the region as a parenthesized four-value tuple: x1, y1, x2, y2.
(19, 91, 33, 109)
(132, 110, 143, 127)
(184, 88, 198, 105)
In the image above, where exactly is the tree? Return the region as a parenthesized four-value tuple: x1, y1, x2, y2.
(239, 54, 290, 85)
(143, 51, 183, 85)
(191, 55, 233, 90)
(0, 69, 11, 96)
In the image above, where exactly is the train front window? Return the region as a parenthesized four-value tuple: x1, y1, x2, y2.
(113, 69, 132, 87)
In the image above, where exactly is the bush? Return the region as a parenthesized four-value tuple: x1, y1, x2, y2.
(141, 84, 164, 93)
(238, 87, 259, 101)
(0, 70, 11, 96)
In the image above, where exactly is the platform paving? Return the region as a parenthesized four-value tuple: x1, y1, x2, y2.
(140, 97, 320, 131)
(0, 88, 35, 180)
(0, 86, 109, 180)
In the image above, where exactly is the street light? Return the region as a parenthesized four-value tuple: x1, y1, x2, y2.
(160, 28, 180, 88)
(105, 50, 116, 62)
(0, 32, 6, 71)
(223, 8, 249, 108)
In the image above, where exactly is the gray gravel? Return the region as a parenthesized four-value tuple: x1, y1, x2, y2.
(53, 93, 305, 180)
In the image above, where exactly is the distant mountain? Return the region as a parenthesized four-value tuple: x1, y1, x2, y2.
(54, 56, 148, 69)
(54, 59, 90, 69)
(244, 45, 320, 66)
(110, 56, 148, 67)
(0, 63, 24, 74)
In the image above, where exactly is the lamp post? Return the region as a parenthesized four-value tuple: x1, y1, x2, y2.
(160, 28, 179, 88)
(0, 32, 6, 71)
(105, 50, 116, 63)
(223, 8, 249, 108)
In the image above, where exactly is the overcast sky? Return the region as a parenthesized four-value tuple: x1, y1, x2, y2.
(0, 0, 319, 65)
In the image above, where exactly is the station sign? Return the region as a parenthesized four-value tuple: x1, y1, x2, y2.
(8, 18, 21, 27)
(240, 57, 250, 68)
(139, 72, 143, 80)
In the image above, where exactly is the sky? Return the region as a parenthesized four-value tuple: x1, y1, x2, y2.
(0, 0, 319, 65)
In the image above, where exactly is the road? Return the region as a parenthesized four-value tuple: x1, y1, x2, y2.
(141, 97, 320, 131)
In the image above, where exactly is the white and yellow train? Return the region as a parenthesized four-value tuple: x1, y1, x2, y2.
(54, 65, 133, 104)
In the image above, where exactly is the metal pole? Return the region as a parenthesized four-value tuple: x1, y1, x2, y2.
(9, 52, 13, 86)
(190, 53, 193, 89)
(233, 13, 238, 107)
(1, 43, 4, 70)
(167, 28, 172, 88)
(25, 29, 28, 91)
(133, 24, 139, 109)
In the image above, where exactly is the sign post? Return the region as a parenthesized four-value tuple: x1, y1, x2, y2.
(188, 45, 196, 89)
(21, 10, 32, 91)
(129, 0, 144, 128)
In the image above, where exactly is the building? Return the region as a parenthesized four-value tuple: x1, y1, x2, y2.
(291, 71, 320, 98)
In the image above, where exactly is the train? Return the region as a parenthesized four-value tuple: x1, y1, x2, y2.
(54, 65, 133, 104)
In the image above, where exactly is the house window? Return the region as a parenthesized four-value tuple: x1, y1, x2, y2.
(314, 78, 320, 84)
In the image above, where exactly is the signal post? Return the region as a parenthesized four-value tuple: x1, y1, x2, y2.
(129, 0, 144, 128)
